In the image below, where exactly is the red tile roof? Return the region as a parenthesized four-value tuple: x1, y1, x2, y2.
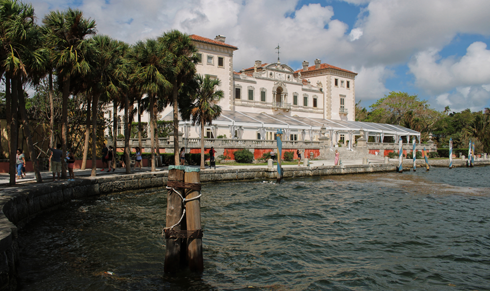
(295, 63, 357, 75)
(190, 34, 238, 50)
(243, 63, 268, 71)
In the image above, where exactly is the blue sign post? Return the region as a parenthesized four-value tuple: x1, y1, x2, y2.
(276, 129, 283, 181)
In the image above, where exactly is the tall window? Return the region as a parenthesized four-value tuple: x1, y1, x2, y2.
(346, 81, 350, 89)
(290, 134, 298, 141)
(218, 57, 224, 67)
(206, 128, 214, 138)
(313, 97, 318, 108)
(340, 96, 345, 110)
(196, 53, 202, 63)
(207, 55, 213, 65)
(303, 95, 308, 107)
(335, 78, 338, 86)
(341, 80, 345, 87)
(261, 90, 266, 102)
(248, 89, 254, 100)
(235, 88, 241, 99)
(293, 93, 298, 105)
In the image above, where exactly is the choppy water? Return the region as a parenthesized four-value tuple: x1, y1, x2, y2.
(18, 166, 490, 290)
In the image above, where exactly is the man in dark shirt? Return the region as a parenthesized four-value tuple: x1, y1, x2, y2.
(49, 144, 63, 182)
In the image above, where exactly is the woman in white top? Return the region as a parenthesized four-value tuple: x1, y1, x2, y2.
(135, 147, 142, 169)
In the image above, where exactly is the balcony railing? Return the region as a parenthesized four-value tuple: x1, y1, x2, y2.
(272, 101, 292, 111)
(339, 107, 348, 114)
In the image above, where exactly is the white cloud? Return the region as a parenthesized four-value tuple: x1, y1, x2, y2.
(349, 28, 363, 41)
(434, 85, 490, 112)
(409, 42, 490, 95)
(352, 66, 392, 101)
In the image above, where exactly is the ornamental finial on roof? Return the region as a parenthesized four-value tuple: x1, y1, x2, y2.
(275, 44, 280, 64)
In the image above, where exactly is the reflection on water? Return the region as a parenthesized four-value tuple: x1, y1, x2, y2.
(18, 167, 490, 290)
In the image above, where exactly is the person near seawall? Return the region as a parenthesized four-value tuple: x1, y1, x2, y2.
(66, 150, 76, 181)
(135, 147, 142, 170)
(334, 150, 340, 166)
(101, 143, 109, 171)
(297, 149, 302, 166)
(209, 147, 216, 169)
(49, 144, 63, 182)
(180, 147, 186, 165)
(16, 149, 25, 180)
(107, 146, 115, 172)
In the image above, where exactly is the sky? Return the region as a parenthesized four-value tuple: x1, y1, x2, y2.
(28, 0, 490, 112)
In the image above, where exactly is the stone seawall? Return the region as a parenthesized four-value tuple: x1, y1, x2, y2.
(0, 162, 414, 290)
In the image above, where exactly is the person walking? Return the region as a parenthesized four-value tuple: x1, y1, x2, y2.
(49, 144, 63, 181)
(297, 149, 302, 166)
(334, 149, 340, 166)
(101, 143, 108, 171)
(135, 147, 142, 170)
(209, 147, 216, 169)
(16, 149, 25, 180)
(66, 150, 76, 181)
(180, 147, 186, 165)
(107, 146, 114, 172)
(270, 150, 275, 164)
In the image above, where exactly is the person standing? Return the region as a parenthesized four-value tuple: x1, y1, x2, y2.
(180, 147, 186, 165)
(49, 144, 63, 181)
(101, 143, 108, 171)
(270, 150, 275, 163)
(334, 150, 340, 166)
(135, 147, 142, 170)
(209, 147, 216, 169)
(297, 149, 302, 166)
(107, 146, 114, 172)
(66, 150, 76, 181)
(16, 149, 25, 180)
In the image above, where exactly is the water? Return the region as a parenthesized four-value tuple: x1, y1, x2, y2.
(18, 167, 490, 290)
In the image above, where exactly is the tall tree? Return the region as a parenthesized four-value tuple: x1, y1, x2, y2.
(131, 39, 171, 172)
(190, 75, 223, 169)
(158, 30, 198, 165)
(43, 8, 96, 178)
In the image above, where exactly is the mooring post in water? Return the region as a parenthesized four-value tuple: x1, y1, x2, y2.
(164, 166, 185, 273)
(412, 138, 416, 172)
(276, 129, 283, 181)
(424, 147, 430, 171)
(467, 140, 472, 167)
(184, 167, 203, 273)
(397, 137, 403, 173)
(471, 142, 475, 167)
(449, 138, 453, 169)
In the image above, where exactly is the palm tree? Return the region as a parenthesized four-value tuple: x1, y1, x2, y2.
(43, 8, 96, 178)
(131, 39, 171, 171)
(190, 75, 223, 169)
(158, 30, 198, 165)
(1, 0, 45, 184)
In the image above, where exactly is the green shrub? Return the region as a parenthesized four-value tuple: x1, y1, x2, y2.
(117, 134, 125, 139)
(406, 152, 412, 159)
(437, 148, 468, 158)
(428, 152, 439, 158)
(234, 149, 254, 163)
(387, 151, 397, 158)
(284, 151, 294, 161)
(217, 154, 230, 160)
(162, 153, 175, 165)
(260, 152, 271, 160)
(184, 153, 210, 165)
(217, 135, 226, 139)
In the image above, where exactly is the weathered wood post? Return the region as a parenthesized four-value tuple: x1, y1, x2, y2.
(164, 166, 185, 273)
(424, 147, 430, 171)
(184, 168, 203, 272)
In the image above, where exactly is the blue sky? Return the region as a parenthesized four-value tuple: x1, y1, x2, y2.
(29, 0, 490, 112)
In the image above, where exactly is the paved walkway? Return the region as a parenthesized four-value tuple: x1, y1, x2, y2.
(0, 158, 385, 187)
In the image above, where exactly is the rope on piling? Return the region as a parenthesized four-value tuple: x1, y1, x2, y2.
(163, 183, 202, 238)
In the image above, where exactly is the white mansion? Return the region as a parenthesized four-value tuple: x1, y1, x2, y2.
(108, 34, 420, 146)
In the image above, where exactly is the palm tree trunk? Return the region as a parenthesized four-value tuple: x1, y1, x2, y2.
(149, 94, 156, 172)
(6, 75, 18, 186)
(49, 71, 55, 148)
(113, 101, 118, 170)
(124, 95, 132, 174)
(61, 75, 70, 179)
(138, 99, 142, 149)
(154, 104, 162, 167)
(17, 76, 42, 182)
(81, 98, 91, 170)
(173, 85, 180, 165)
(200, 116, 205, 170)
(91, 93, 100, 177)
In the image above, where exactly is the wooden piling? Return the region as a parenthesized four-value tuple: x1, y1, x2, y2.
(184, 169, 204, 272)
(164, 168, 185, 273)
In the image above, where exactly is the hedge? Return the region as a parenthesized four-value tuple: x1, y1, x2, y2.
(437, 148, 469, 158)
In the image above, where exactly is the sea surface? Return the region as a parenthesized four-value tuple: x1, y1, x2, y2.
(18, 166, 490, 290)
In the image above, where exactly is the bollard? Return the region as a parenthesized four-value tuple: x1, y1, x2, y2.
(267, 158, 273, 170)
(185, 168, 203, 273)
(362, 157, 367, 165)
(304, 158, 309, 167)
(384, 156, 389, 164)
(164, 167, 185, 273)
